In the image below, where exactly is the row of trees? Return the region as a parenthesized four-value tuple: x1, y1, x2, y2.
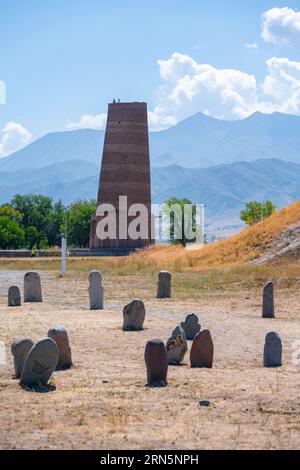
(0, 194, 96, 250)
(0, 193, 277, 250)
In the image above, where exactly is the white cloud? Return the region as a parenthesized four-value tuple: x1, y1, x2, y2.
(262, 57, 300, 114)
(150, 52, 300, 125)
(0, 80, 5, 104)
(147, 106, 177, 131)
(261, 7, 300, 45)
(0, 122, 32, 157)
(246, 43, 258, 50)
(155, 52, 258, 121)
(66, 113, 107, 130)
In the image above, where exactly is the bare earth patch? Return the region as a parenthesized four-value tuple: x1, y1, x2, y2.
(1, 269, 300, 450)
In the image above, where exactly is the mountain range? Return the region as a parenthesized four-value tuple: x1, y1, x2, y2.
(0, 111, 300, 237)
(1, 111, 300, 172)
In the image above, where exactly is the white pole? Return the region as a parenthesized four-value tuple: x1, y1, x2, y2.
(61, 236, 67, 277)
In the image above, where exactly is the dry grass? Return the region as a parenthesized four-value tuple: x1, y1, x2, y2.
(2, 200, 300, 276)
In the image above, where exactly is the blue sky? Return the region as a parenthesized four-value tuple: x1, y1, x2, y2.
(1, 0, 300, 156)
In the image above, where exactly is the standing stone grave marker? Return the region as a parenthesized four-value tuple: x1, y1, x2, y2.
(166, 325, 188, 365)
(89, 270, 104, 310)
(190, 329, 214, 368)
(156, 271, 172, 299)
(123, 299, 145, 331)
(144, 339, 168, 387)
(262, 281, 275, 318)
(48, 326, 73, 370)
(181, 313, 201, 340)
(8, 286, 21, 307)
(264, 332, 282, 368)
(20, 338, 58, 388)
(11, 338, 34, 379)
(24, 272, 43, 303)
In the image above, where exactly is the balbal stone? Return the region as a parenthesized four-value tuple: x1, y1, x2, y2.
(89, 270, 104, 310)
(20, 338, 58, 387)
(123, 299, 145, 331)
(264, 331, 282, 368)
(156, 271, 172, 299)
(166, 325, 188, 365)
(8, 286, 21, 307)
(48, 326, 73, 370)
(24, 272, 43, 303)
(262, 281, 275, 318)
(181, 313, 201, 340)
(144, 339, 168, 387)
(190, 329, 214, 368)
(11, 338, 34, 379)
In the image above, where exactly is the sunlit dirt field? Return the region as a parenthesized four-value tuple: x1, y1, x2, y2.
(1, 266, 300, 450)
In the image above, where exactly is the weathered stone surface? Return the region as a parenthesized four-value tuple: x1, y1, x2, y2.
(88, 270, 104, 310)
(20, 338, 58, 387)
(11, 338, 34, 379)
(264, 332, 282, 368)
(190, 330, 214, 368)
(181, 313, 201, 340)
(157, 271, 172, 299)
(262, 281, 275, 318)
(8, 286, 21, 307)
(166, 325, 187, 365)
(48, 326, 73, 370)
(123, 299, 145, 331)
(24, 272, 42, 303)
(144, 339, 168, 387)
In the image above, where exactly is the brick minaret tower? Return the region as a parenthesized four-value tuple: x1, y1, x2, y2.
(90, 101, 152, 251)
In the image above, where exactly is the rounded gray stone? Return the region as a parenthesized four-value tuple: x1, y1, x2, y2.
(166, 325, 188, 365)
(11, 338, 34, 379)
(181, 313, 201, 340)
(145, 339, 168, 387)
(48, 326, 73, 370)
(88, 270, 104, 310)
(156, 271, 172, 299)
(264, 331, 282, 368)
(24, 272, 43, 303)
(20, 338, 58, 387)
(8, 286, 21, 307)
(123, 299, 145, 331)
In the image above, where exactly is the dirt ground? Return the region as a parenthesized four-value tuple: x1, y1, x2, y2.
(1, 268, 300, 450)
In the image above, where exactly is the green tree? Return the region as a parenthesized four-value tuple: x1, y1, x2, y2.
(163, 197, 200, 247)
(0, 216, 25, 249)
(240, 200, 276, 226)
(0, 204, 23, 223)
(67, 200, 96, 247)
(12, 194, 53, 248)
(48, 200, 65, 247)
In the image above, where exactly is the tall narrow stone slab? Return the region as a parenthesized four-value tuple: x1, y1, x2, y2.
(8, 286, 21, 307)
(181, 313, 201, 340)
(11, 338, 34, 379)
(190, 330, 214, 368)
(20, 338, 58, 387)
(166, 325, 188, 365)
(262, 281, 275, 318)
(123, 299, 145, 331)
(144, 339, 168, 387)
(264, 332, 282, 368)
(90, 101, 153, 251)
(157, 271, 172, 299)
(24, 272, 42, 303)
(89, 270, 104, 310)
(48, 326, 73, 370)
